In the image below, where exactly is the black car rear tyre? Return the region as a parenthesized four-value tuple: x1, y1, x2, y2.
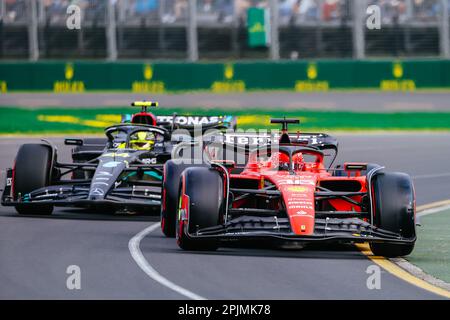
(176, 167, 223, 251)
(369, 172, 416, 257)
(14, 144, 54, 215)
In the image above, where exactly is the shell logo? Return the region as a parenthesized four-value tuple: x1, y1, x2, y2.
(224, 64, 234, 80)
(287, 186, 308, 192)
(144, 64, 153, 80)
(393, 62, 403, 79)
(65, 63, 74, 80)
(307, 63, 318, 80)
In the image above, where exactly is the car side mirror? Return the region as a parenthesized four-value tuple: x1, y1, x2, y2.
(211, 160, 235, 169)
(64, 138, 83, 146)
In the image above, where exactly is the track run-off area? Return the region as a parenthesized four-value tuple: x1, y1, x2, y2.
(1, 133, 450, 299)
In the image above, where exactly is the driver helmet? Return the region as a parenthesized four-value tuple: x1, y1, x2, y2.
(277, 152, 291, 171)
(129, 131, 156, 151)
(292, 152, 304, 171)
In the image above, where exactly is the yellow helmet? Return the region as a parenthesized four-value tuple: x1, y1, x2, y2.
(129, 131, 156, 151)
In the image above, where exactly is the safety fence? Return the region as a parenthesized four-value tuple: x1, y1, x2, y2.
(1, 59, 449, 93)
(1, 0, 449, 61)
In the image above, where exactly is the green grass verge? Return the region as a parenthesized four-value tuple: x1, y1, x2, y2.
(407, 209, 450, 283)
(1, 106, 450, 134)
(6, 87, 450, 94)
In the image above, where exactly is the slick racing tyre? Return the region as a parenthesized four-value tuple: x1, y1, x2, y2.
(333, 163, 381, 177)
(160, 160, 205, 237)
(176, 167, 223, 251)
(14, 144, 54, 215)
(369, 172, 416, 257)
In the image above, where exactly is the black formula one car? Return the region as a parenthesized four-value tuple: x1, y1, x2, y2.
(1, 101, 236, 216)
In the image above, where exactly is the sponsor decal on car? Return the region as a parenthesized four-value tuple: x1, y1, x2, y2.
(290, 205, 314, 210)
(223, 134, 271, 146)
(95, 177, 109, 181)
(287, 186, 309, 193)
(103, 161, 122, 168)
(96, 171, 113, 176)
(278, 178, 315, 186)
(287, 200, 314, 205)
(285, 193, 308, 199)
(156, 116, 227, 126)
(91, 188, 105, 196)
(142, 158, 157, 164)
(102, 152, 130, 158)
(92, 182, 109, 186)
(291, 210, 314, 219)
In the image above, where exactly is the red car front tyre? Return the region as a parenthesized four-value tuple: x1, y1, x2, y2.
(176, 167, 223, 251)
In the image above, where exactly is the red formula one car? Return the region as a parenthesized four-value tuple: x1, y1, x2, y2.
(161, 118, 416, 257)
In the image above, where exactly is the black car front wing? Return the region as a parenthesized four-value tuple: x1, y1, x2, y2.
(1, 167, 162, 209)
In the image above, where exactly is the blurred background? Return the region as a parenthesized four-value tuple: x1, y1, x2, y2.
(1, 0, 449, 60)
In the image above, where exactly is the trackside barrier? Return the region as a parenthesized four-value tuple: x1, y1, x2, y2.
(1, 60, 449, 93)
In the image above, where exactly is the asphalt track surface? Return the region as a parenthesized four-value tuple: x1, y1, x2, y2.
(2, 92, 450, 111)
(1, 134, 450, 299)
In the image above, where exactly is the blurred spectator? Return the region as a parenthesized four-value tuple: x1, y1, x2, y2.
(1, 0, 445, 26)
(279, 0, 298, 23)
(198, 0, 214, 13)
(299, 0, 319, 22)
(175, 0, 187, 20)
(322, 0, 339, 21)
(196, 0, 234, 23)
(4, 0, 27, 22)
(216, 0, 234, 23)
(134, 0, 159, 21)
(84, 0, 106, 22)
(413, 0, 439, 21)
(235, 0, 250, 21)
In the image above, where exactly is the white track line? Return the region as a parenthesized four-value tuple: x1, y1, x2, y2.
(129, 202, 450, 300)
(128, 223, 206, 300)
(418, 204, 450, 217)
(413, 172, 450, 180)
